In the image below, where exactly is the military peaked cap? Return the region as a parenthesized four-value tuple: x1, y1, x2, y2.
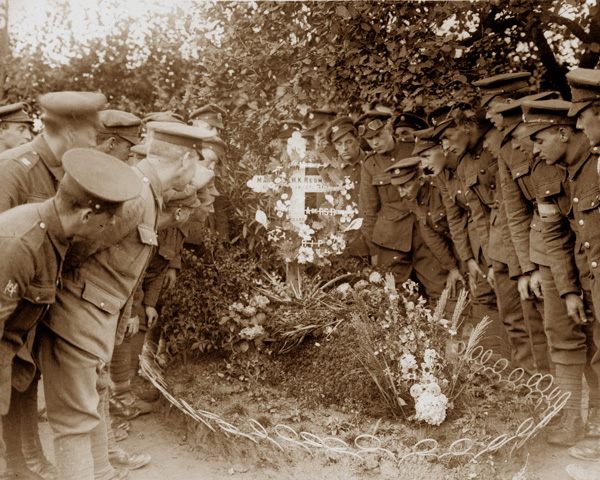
(326, 116, 357, 143)
(393, 112, 428, 131)
(61, 148, 142, 208)
(276, 119, 303, 140)
(202, 136, 227, 158)
(520, 99, 576, 138)
(356, 111, 392, 139)
(142, 111, 185, 125)
(566, 68, 600, 116)
(98, 110, 142, 145)
(189, 104, 227, 129)
(473, 72, 531, 106)
(385, 157, 422, 185)
(412, 127, 440, 155)
(0, 102, 33, 124)
(147, 122, 214, 151)
(38, 91, 106, 118)
(303, 108, 337, 131)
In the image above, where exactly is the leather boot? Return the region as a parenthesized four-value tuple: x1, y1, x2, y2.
(546, 410, 585, 446)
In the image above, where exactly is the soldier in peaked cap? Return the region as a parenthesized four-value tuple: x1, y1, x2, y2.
(392, 112, 428, 143)
(567, 68, 600, 146)
(37, 128, 202, 479)
(0, 91, 106, 480)
(386, 157, 464, 296)
(303, 108, 337, 152)
(522, 98, 599, 447)
(0, 150, 141, 480)
(473, 71, 532, 107)
(96, 109, 142, 162)
(273, 119, 303, 153)
(357, 110, 446, 299)
(0, 102, 33, 152)
(189, 104, 227, 134)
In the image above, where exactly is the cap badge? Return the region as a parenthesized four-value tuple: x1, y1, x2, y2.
(332, 126, 339, 133)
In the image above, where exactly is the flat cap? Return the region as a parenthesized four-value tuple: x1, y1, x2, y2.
(189, 104, 227, 129)
(566, 68, 600, 116)
(385, 157, 422, 185)
(142, 111, 185, 125)
(164, 189, 201, 209)
(326, 116, 357, 143)
(473, 72, 531, 106)
(393, 112, 428, 131)
(61, 148, 142, 207)
(520, 99, 576, 138)
(147, 122, 214, 150)
(38, 91, 106, 118)
(356, 111, 392, 139)
(0, 102, 33, 124)
(202, 136, 227, 159)
(98, 110, 142, 145)
(276, 119, 303, 140)
(303, 108, 337, 131)
(412, 127, 439, 155)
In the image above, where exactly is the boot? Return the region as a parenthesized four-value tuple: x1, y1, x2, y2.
(547, 410, 585, 446)
(108, 449, 151, 471)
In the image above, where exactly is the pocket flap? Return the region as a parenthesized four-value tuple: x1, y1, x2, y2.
(137, 225, 158, 247)
(511, 163, 530, 180)
(465, 173, 478, 188)
(537, 180, 562, 198)
(576, 187, 600, 212)
(82, 281, 120, 314)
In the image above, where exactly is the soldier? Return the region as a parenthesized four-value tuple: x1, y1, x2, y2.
(0, 91, 106, 480)
(386, 157, 464, 295)
(96, 110, 142, 162)
(35, 122, 209, 480)
(272, 119, 303, 155)
(303, 108, 337, 153)
(358, 111, 447, 299)
(0, 103, 34, 152)
(521, 98, 598, 446)
(142, 111, 185, 125)
(322, 116, 370, 261)
(0, 150, 141, 480)
(189, 104, 226, 135)
(392, 112, 428, 144)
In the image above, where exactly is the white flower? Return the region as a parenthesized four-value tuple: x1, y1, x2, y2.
(410, 383, 425, 398)
(414, 391, 448, 426)
(369, 272, 383, 284)
(336, 283, 351, 297)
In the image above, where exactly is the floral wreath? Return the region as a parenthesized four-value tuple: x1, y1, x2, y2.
(249, 132, 361, 266)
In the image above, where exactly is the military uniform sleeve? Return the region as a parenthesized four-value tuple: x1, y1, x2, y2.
(417, 221, 457, 272)
(0, 240, 36, 332)
(358, 158, 380, 255)
(538, 201, 580, 296)
(498, 155, 537, 274)
(436, 177, 473, 262)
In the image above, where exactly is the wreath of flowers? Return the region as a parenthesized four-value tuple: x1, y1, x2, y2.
(249, 133, 360, 266)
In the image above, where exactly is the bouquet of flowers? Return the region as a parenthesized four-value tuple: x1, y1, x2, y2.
(343, 273, 464, 425)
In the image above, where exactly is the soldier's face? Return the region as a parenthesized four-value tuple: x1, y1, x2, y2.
(420, 147, 452, 176)
(511, 124, 534, 156)
(0, 122, 32, 149)
(366, 128, 395, 154)
(576, 107, 600, 147)
(394, 126, 417, 143)
(531, 128, 567, 165)
(441, 126, 469, 157)
(333, 132, 360, 162)
(396, 177, 422, 201)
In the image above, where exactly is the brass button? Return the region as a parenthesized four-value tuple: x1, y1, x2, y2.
(573, 197, 579, 205)
(480, 169, 486, 174)
(592, 261, 598, 268)
(100, 302, 105, 307)
(35, 296, 40, 302)
(39, 222, 46, 229)
(457, 190, 462, 194)
(585, 242, 591, 249)
(545, 190, 550, 195)
(143, 177, 149, 183)
(579, 219, 584, 226)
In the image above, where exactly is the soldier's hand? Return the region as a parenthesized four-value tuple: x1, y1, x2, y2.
(530, 269, 543, 299)
(517, 275, 532, 300)
(445, 268, 464, 298)
(371, 255, 379, 267)
(125, 315, 140, 338)
(145, 306, 159, 329)
(466, 258, 484, 279)
(485, 267, 495, 289)
(565, 293, 589, 325)
(162, 268, 178, 291)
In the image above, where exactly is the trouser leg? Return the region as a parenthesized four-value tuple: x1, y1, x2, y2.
(35, 324, 99, 480)
(410, 228, 448, 301)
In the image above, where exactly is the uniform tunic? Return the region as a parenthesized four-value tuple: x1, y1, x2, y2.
(0, 200, 68, 413)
